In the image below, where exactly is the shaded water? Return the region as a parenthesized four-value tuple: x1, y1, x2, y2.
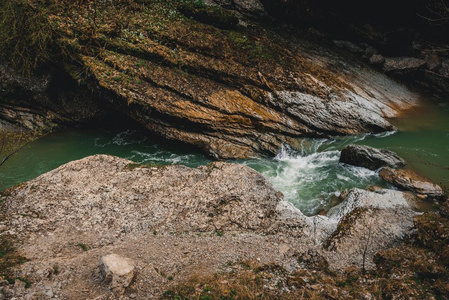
(1, 97, 448, 216)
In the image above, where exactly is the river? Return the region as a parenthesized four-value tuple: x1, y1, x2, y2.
(1, 96, 448, 216)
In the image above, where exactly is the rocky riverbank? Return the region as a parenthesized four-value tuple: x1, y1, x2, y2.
(0, 154, 447, 299)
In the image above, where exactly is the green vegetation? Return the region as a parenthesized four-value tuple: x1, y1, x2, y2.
(226, 30, 280, 62)
(77, 242, 88, 252)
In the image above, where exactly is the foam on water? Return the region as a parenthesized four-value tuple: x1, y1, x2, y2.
(239, 143, 383, 215)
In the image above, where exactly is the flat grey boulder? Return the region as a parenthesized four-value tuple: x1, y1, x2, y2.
(369, 54, 385, 65)
(340, 144, 405, 170)
(379, 167, 446, 200)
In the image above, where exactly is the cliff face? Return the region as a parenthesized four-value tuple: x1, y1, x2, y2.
(0, 65, 108, 130)
(0, 0, 420, 158)
(254, 0, 449, 97)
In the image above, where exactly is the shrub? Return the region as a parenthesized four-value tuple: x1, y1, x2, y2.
(0, 0, 54, 73)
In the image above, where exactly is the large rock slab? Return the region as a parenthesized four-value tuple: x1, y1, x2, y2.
(1, 155, 291, 238)
(323, 188, 418, 269)
(0, 155, 306, 299)
(340, 144, 406, 170)
(0, 155, 420, 298)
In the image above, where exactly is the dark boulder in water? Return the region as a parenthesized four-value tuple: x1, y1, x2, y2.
(340, 144, 405, 170)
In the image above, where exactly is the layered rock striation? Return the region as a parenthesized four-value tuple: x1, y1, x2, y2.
(0, 1, 419, 158)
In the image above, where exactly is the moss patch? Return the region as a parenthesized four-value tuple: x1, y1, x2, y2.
(0, 236, 29, 288)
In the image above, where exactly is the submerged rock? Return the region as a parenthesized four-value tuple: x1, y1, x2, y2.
(339, 144, 406, 170)
(379, 167, 446, 200)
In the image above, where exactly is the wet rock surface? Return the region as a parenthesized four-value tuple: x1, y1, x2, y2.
(379, 167, 446, 200)
(0, 155, 421, 299)
(339, 144, 406, 170)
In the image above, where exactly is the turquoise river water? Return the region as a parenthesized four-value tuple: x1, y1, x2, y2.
(1, 97, 448, 216)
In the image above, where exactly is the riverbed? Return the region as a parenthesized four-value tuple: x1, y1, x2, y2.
(1, 97, 448, 216)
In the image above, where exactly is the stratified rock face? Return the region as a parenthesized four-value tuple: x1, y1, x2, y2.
(11, 1, 415, 159)
(0, 65, 106, 130)
(379, 167, 446, 200)
(0, 155, 421, 298)
(340, 145, 406, 170)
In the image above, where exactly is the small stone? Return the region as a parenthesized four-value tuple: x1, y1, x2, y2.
(13, 280, 26, 295)
(100, 254, 135, 293)
(333, 40, 364, 54)
(383, 57, 426, 73)
(45, 286, 54, 298)
(425, 54, 441, 71)
(369, 54, 385, 65)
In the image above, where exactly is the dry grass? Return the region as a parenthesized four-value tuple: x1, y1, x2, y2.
(0, 0, 54, 73)
(162, 202, 449, 300)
